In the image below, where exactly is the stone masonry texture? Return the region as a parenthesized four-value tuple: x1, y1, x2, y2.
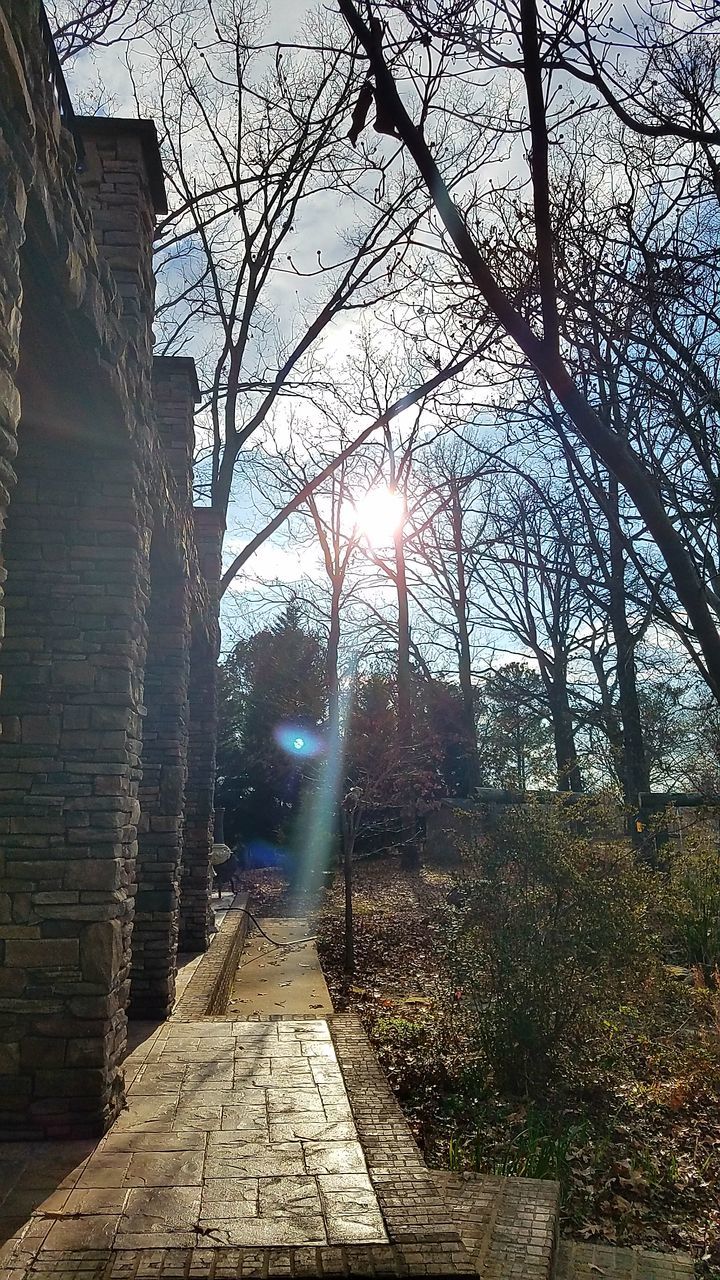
(0, 0, 221, 1138)
(129, 534, 191, 1021)
(179, 510, 225, 955)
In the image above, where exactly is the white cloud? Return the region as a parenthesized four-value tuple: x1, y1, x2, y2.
(223, 535, 323, 594)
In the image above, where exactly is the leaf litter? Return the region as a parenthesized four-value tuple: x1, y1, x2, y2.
(236, 860, 719, 1272)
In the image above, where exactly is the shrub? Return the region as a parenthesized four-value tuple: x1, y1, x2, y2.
(371, 1012, 451, 1105)
(668, 815, 720, 983)
(449, 1105, 588, 1187)
(444, 796, 657, 1092)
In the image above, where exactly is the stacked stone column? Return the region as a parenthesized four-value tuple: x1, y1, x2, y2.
(0, 153, 25, 675)
(128, 360, 199, 1018)
(0, 14, 221, 1136)
(129, 542, 190, 1020)
(152, 358, 198, 507)
(76, 117, 167, 371)
(180, 509, 224, 953)
(0, 107, 165, 1136)
(0, 435, 150, 1137)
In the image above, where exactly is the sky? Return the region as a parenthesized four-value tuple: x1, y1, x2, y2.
(64, 1, 316, 113)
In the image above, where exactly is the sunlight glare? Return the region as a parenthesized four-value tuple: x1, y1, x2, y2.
(353, 486, 405, 546)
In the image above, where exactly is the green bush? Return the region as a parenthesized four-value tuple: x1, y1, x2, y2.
(445, 797, 657, 1092)
(668, 816, 720, 982)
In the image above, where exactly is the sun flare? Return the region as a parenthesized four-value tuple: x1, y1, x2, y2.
(352, 486, 406, 546)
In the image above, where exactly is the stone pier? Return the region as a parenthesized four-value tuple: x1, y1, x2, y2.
(180, 510, 225, 955)
(0, 1, 220, 1138)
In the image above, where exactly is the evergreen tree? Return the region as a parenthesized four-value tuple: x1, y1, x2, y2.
(216, 605, 327, 844)
(478, 663, 555, 791)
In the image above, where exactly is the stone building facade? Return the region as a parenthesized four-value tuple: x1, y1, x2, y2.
(0, 1, 222, 1138)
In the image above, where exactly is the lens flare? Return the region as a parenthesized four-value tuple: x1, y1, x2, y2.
(274, 723, 324, 758)
(292, 661, 359, 904)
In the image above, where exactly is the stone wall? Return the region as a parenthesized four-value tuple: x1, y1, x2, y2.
(129, 537, 190, 1021)
(0, 429, 150, 1136)
(0, 1, 220, 1136)
(129, 359, 200, 1016)
(180, 510, 225, 954)
(77, 117, 166, 375)
(153, 358, 198, 509)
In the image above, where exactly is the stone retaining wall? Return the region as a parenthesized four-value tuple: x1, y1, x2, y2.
(179, 511, 224, 955)
(130, 538, 191, 1021)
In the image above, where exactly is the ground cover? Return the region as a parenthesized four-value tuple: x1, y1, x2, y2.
(236, 860, 720, 1273)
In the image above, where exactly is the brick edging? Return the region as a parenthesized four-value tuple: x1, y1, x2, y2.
(555, 1241, 696, 1279)
(330, 1014, 476, 1275)
(436, 1171, 560, 1279)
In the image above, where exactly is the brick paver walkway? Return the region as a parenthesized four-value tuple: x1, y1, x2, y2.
(1, 912, 476, 1276)
(434, 1172, 558, 1280)
(555, 1242, 696, 1279)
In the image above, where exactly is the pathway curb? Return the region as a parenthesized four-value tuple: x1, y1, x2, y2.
(173, 894, 250, 1021)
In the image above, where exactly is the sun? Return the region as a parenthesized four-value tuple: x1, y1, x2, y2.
(353, 486, 405, 547)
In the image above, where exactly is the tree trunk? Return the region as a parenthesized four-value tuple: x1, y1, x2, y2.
(516, 724, 526, 791)
(451, 483, 480, 793)
(607, 479, 650, 811)
(341, 818, 355, 976)
(546, 668, 583, 792)
(394, 513, 419, 869)
(395, 512, 412, 750)
(590, 650, 627, 793)
(327, 580, 342, 739)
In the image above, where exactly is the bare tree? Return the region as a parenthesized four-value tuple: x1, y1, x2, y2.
(141, 0, 508, 561)
(48, 0, 162, 64)
(336, 0, 720, 702)
(471, 476, 587, 790)
(246, 416, 384, 732)
(402, 439, 495, 793)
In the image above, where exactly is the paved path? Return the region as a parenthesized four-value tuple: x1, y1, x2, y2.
(7, 1020, 386, 1253)
(2, 1013, 476, 1277)
(1, 906, 478, 1276)
(227, 918, 333, 1019)
(0, 905, 697, 1278)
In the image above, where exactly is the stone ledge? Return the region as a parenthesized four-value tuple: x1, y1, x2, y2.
(171, 893, 249, 1021)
